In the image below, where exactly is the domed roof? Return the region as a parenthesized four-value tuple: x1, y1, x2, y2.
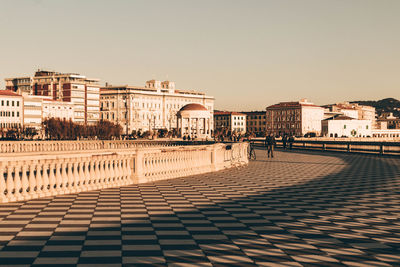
(179, 103, 208, 111)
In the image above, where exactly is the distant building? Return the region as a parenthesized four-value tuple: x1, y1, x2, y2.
(321, 115, 372, 137)
(266, 99, 324, 136)
(214, 111, 246, 134)
(23, 95, 75, 130)
(242, 111, 266, 136)
(0, 90, 23, 129)
(42, 99, 74, 121)
(323, 102, 376, 122)
(23, 95, 43, 130)
(376, 112, 400, 129)
(100, 80, 214, 134)
(5, 70, 100, 124)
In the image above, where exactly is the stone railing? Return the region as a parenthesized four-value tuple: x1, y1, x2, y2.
(0, 140, 215, 154)
(252, 138, 400, 155)
(0, 142, 248, 203)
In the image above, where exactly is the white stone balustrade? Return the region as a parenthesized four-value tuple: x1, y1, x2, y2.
(0, 140, 214, 154)
(0, 142, 248, 203)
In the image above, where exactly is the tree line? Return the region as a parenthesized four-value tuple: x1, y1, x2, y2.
(42, 118, 122, 140)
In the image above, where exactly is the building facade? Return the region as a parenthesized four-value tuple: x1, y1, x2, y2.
(321, 115, 372, 137)
(0, 90, 23, 129)
(42, 99, 74, 121)
(243, 111, 266, 136)
(5, 70, 100, 124)
(214, 111, 246, 134)
(100, 80, 214, 134)
(23, 95, 43, 129)
(324, 102, 376, 122)
(266, 99, 325, 137)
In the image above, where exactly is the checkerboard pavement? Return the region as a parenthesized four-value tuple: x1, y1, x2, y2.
(1, 149, 400, 266)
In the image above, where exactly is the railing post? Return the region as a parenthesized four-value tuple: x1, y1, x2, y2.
(347, 143, 351, 152)
(380, 144, 384, 155)
(322, 143, 326, 151)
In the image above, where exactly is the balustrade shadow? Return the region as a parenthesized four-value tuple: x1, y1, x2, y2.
(0, 149, 400, 265)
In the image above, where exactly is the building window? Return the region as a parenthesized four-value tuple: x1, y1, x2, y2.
(344, 125, 346, 129)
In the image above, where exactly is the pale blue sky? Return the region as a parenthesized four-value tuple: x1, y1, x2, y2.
(0, 0, 399, 110)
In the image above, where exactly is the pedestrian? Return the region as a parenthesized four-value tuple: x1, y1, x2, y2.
(282, 134, 288, 150)
(265, 133, 276, 158)
(289, 135, 294, 150)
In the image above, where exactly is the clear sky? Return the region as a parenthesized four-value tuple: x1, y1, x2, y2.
(0, 0, 399, 111)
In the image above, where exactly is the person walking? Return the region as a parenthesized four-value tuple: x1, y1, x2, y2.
(265, 133, 276, 158)
(282, 134, 288, 150)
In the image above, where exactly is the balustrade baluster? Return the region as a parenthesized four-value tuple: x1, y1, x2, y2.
(55, 162, 63, 194)
(77, 160, 85, 191)
(105, 157, 112, 187)
(36, 162, 45, 197)
(89, 160, 96, 190)
(99, 159, 106, 189)
(67, 161, 76, 193)
(28, 162, 37, 198)
(73, 160, 81, 193)
(41, 161, 51, 197)
(109, 156, 116, 186)
(6, 164, 16, 201)
(21, 163, 30, 200)
(121, 157, 128, 185)
(13, 164, 23, 201)
(115, 158, 122, 186)
(83, 159, 91, 190)
(48, 161, 57, 196)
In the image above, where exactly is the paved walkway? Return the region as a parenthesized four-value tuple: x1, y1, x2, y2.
(0, 149, 400, 266)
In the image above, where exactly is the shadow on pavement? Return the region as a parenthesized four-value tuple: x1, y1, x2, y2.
(0, 149, 399, 266)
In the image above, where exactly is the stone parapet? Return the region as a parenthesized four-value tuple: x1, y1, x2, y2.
(0, 142, 248, 203)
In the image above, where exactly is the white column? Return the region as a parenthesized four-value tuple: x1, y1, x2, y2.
(196, 118, 199, 138)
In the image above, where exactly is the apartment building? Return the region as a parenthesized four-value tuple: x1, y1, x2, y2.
(0, 90, 23, 129)
(242, 111, 266, 136)
(5, 70, 100, 124)
(214, 111, 246, 134)
(266, 99, 324, 136)
(100, 80, 214, 134)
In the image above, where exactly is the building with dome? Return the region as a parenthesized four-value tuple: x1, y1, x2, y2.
(100, 80, 214, 134)
(177, 103, 213, 139)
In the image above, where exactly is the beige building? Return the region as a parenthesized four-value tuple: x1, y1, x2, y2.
(23, 95, 43, 129)
(214, 111, 246, 134)
(42, 99, 74, 121)
(321, 115, 372, 137)
(243, 111, 266, 136)
(100, 80, 214, 134)
(0, 90, 23, 129)
(5, 70, 100, 125)
(324, 102, 376, 122)
(266, 99, 325, 137)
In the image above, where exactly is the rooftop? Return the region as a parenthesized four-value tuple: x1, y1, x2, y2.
(0, 90, 22, 97)
(214, 111, 246, 116)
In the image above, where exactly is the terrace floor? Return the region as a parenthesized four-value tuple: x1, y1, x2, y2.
(0, 149, 400, 266)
